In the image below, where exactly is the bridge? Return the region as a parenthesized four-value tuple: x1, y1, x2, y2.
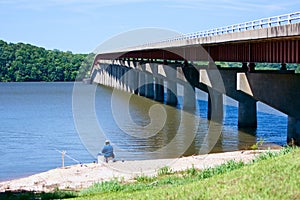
(90, 12, 300, 145)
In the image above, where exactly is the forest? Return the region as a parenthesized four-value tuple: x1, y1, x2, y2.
(0, 40, 93, 82)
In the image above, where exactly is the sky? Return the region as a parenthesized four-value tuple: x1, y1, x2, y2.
(0, 0, 300, 53)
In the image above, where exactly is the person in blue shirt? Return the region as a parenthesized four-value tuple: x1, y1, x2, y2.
(101, 140, 115, 163)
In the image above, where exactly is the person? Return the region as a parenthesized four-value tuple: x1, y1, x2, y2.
(101, 140, 115, 163)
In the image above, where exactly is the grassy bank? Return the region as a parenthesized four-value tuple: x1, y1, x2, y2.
(77, 147, 299, 200)
(1, 148, 299, 200)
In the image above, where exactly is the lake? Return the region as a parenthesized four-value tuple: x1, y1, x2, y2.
(0, 82, 286, 181)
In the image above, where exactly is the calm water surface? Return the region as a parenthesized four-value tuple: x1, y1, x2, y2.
(0, 82, 286, 181)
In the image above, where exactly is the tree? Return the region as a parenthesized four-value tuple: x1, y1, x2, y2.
(0, 39, 90, 82)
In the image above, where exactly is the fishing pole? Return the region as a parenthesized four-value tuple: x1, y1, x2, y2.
(54, 148, 81, 164)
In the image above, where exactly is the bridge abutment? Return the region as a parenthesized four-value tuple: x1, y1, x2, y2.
(288, 117, 300, 145)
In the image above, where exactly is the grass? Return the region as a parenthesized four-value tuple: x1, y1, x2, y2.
(1, 147, 298, 199)
(73, 147, 299, 200)
(0, 189, 77, 200)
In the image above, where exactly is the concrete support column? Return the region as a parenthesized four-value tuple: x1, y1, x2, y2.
(114, 65, 122, 90)
(208, 89, 223, 122)
(138, 72, 146, 96)
(238, 98, 257, 128)
(114, 66, 119, 89)
(248, 62, 256, 72)
(288, 116, 300, 145)
(165, 65, 178, 106)
(127, 68, 139, 94)
(106, 65, 110, 87)
(121, 67, 126, 91)
(166, 80, 177, 105)
(280, 63, 287, 70)
(126, 68, 134, 93)
(98, 69, 103, 85)
(120, 66, 125, 90)
(155, 78, 164, 102)
(101, 69, 105, 85)
(145, 74, 154, 99)
(183, 83, 196, 110)
(105, 67, 109, 86)
(102, 69, 105, 86)
(133, 70, 139, 94)
(125, 67, 131, 92)
(242, 62, 248, 71)
(182, 63, 197, 110)
(150, 63, 164, 102)
(107, 65, 112, 87)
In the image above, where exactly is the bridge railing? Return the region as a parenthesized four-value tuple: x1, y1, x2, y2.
(143, 12, 300, 46)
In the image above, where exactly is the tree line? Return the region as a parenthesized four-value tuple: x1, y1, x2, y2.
(0, 40, 93, 82)
(1, 39, 299, 82)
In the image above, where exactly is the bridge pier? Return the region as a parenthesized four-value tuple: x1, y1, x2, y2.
(138, 72, 146, 97)
(107, 65, 112, 87)
(121, 67, 130, 92)
(288, 117, 300, 145)
(183, 83, 196, 110)
(128, 69, 139, 94)
(111, 65, 118, 89)
(117, 66, 123, 90)
(133, 70, 139, 94)
(207, 89, 223, 122)
(238, 97, 257, 127)
(182, 62, 197, 110)
(165, 65, 178, 105)
(150, 63, 164, 102)
(145, 74, 154, 99)
(166, 81, 177, 105)
(248, 63, 256, 72)
(155, 78, 164, 102)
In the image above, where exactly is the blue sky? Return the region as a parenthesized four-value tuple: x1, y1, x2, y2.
(0, 0, 299, 53)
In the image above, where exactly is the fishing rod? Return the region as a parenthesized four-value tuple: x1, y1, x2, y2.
(54, 148, 81, 164)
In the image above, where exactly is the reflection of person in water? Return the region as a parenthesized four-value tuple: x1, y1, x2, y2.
(101, 140, 115, 163)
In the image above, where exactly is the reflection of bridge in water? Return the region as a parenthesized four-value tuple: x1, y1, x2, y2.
(91, 12, 300, 145)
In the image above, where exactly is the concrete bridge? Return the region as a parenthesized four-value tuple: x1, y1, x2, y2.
(90, 12, 300, 145)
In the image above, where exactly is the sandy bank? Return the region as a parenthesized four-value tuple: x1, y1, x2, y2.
(0, 150, 276, 193)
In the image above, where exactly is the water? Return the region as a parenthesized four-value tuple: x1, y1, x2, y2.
(0, 82, 287, 181)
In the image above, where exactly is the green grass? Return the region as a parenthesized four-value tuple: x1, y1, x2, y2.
(0, 189, 77, 200)
(73, 147, 300, 200)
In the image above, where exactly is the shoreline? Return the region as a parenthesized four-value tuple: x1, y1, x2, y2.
(0, 150, 279, 193)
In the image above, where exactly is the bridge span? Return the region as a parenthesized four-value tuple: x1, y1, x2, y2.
(90, 12, 300, 145)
